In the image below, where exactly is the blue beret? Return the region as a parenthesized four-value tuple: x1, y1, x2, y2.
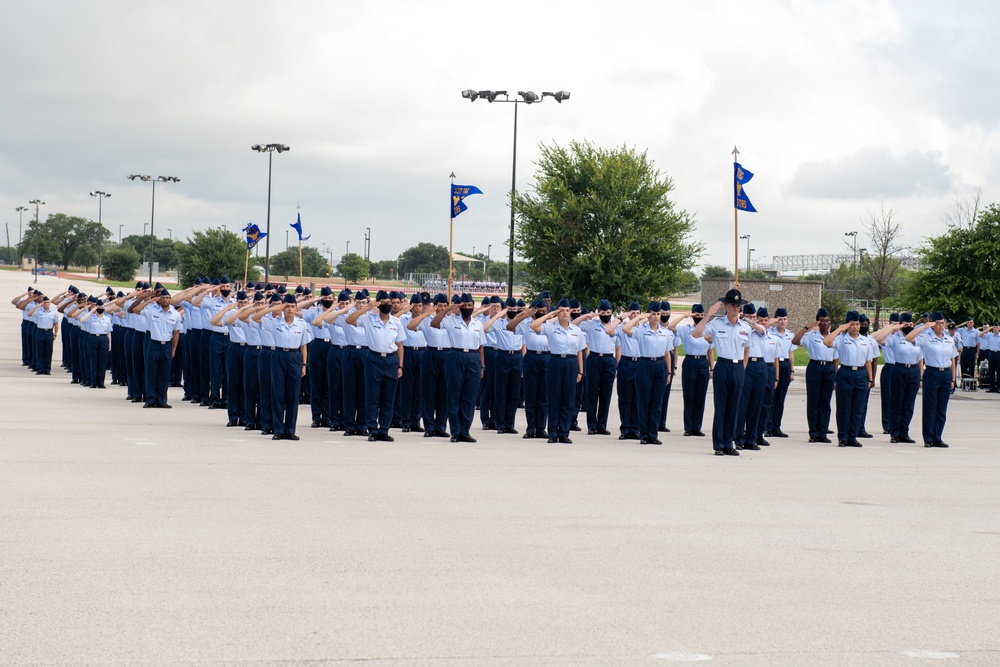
(283, 294, 297, 304)
(900, 313, 912, 323)
(211, 278, 220, 286)
(516, 299, 525, 307)
(692, 303, 705, 314)
(628, 301, 641, 311)
(530, 300, 544, 309)
(409, 294, 421, 304)
(931, 311, 945, 321)
(359, 288, 369, 298)
(276, 285, 287, 294)
(505, 297, 517, 307)
(269, 294, 282, 303)
(490, 296, 502, 304)
(376, 289, 389, 300)
(294, 285, 304, 294)
(647, 301, 661, 312)
(757, 307, 768, 318)
(320, 287, 333, 297)
(556, 298, 571, 308)
(460, 293, 474, 304)
(569, 299, 581, 309)
(540, 291, 551, 299)
(433, 293, 448, 305)
(845, 310, 860, 322)
(889, 313, 900, 323)
(451, 294, 461, 304)
(597, 299, 612, 311)
(236, 291, 248, 300)
(302, 288, 312, 296)
(116, 291, 124, 298)
(253, 292, 265, 302)
(743, 303, 756, 315)
(816, 308, 829, 318)
(859, 313, 869, 322)
(774, 307, 786, 317)
(660, 301, 671, 311)
(220, 276, 232, 284)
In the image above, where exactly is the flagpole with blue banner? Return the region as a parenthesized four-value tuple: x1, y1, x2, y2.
(290, 209, 310, 283)
(448, 173, 483, 301)
(242, 222, 267, 285)
(732, 145, 757, 287)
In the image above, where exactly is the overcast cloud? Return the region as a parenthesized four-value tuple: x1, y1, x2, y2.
(1, 0, 998, 273)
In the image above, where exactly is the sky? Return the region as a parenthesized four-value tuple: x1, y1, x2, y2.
(2, 0, 998, 275)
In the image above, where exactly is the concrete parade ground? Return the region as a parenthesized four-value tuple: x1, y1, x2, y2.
(2, 269, 999, 666)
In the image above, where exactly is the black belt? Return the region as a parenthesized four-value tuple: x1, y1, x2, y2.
(640, 356, 663, 362)
(353, 345, 364, 349)
(884, 362, 894, 366)
(370, 351, 394, 357)
(930, 366, 950, 371)
(237, 342, 247, 347)
(405, 346, 425, 351)
(279, 347, 297, 352)
(432, 347, 448, 351)
(251, 345, 262, 350)
(591, 352, 614, 357)
(153, 340, 169, 345)
(458, 348, 476, 353)
(553, 353, 575, 358)
(316, 338, 330, 343)
(749, 357, 762, 362)
(686, 354, 705, 359)
(810, 360, 831, 366)
(844, 365, 864, 371)
(778, 358, 790, 362)
(898, 363, 916, 368)
(718, 357, 741, 363)
(498, 349, 519, 355)
(92, 333, 105, 337)
(528, 350, 548, 355)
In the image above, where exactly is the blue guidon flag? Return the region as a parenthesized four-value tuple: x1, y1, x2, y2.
(243, 222, 266, 250)
(734, 163, 757, 213)
(290, 212, 311, 241)
(451, 184, 483, 219)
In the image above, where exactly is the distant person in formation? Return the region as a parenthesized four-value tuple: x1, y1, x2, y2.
(733, 303, 768, 451)
(669, 303, 713, 438)
(432, 293, 486, 443)
(906, 312, 957, 447)
(613, 302, 642, 441)
(691, 289, 753, 457)
(878, 313, 900, 435)
(622, 301, 674, 445)
(267, 294, 313, 440)
(482, 298, 524, 435)
(793, 308, 838, 444)
(872, 313, 922, 444)
(508, 300, 550, 439)
(822, 311, 874, 447)
(407, 293, 452, 438)
(531, 299, 586, 444)
(576, 300, 618, 436)
(855, 314, 879, 439)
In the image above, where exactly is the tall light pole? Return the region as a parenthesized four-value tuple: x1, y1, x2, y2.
(748, 248, 756, 271)
(119, 224, 124, 243)
(29, 199, 45, 282)
(739, 234, 750, 276)
(128, 175, 180, 284)
(845, 231, 858, 281)
(462, 88, 570, 298)
(344, 240, 350, 288)
(251, 143, 290, 284)
(15, 206, 28, 265)
(90, 190, 110, 280)
(364, 227, 371, 262)
(167, 228, 172, 240)
(486, 243, 492, 280)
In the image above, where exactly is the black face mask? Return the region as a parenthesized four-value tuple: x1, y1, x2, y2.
(535, 310, 546, 318)
(859, 325, 869, 335)
(901, 326, 914, 335)
(660, 315, 670, 324)
(460, 307, 474, 319)
(378, 303, 392, 314)
(599, 314, 612, 324)
(219, 289, 231, 298)
(571, 311, 581, 318)
(693, 315, 703, 322)
(96, 308, 105, 315)
(321, 300, 334, 308)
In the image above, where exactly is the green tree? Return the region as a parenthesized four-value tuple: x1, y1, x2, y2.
(337, 252, 369, 283)
(40, 214, 109, 270)
(73, 245, 99, 272)
(176, 229, 260, 288)
(121, 234, 181, 270)
(701, 264, 732, 279)
(903, 203, 1000, 322)
(269, 246, 330, 278)
(397, 242, 449, 276)
(370, 259, 397, 280)
(102, 244, 142, 282)
(513, 141, 702, 307)
(20, 216, 70, 266)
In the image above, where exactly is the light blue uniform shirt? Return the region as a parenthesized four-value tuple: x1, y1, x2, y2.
(615, 323, 640, 358)
(888, 332, 922, 365)
(399, 312, 427, 347)
(519, 318, 549, 352)
(272, 315, 313, 349)
(418, 315, 451, 349)
(702, 316, 752, 361)
(762, 330, 780, 363)
(442, 314, 486, 350)
(492, 317, 522, 352)
(228, 316, 249, 344)
(541, 321, 584, 355)
(260, 313, 278, 347)
(358, 312, 406, 354)
(675, 323, 712, 356)
(830, 332, 873, 367)
(143, 304, 182, 342)
(580, 319, 616, 354)
(955, 326, 980, 348)
(747, 325, 768, 358)
(629, 322, 673, 358)
(245, 316, 263, 346)
(801, 330, 838, 362)
(304, 304, 329, 340)
(202, 295, 235, 333)
(182, 300, 203, 330)
(34, 307, 60, 331)
(916, 330, 958, 369)
(476, 313, 498, 348)
(881, 336, 897, 364)
(338, 308, 370, 347)
(88, 313, 114, 336)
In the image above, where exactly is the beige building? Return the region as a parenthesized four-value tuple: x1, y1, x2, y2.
(700, 278, 823, 331)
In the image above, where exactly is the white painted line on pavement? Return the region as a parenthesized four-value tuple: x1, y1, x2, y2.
(901, 649, 960, 659)
(652, 653, 712, 662)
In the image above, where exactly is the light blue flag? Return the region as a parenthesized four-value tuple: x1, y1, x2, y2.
(290, 213, 311, 241)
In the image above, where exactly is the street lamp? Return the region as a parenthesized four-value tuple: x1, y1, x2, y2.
(167, 228, 172, 240)
(739, 234, 750, 276)
(90, 190, 110, 280)
(15, 206, 28, 265)
(486, 243, 492, 280)
(128, 175, 180, 284)
(251, 143, 290, 284)
(119, 224, 124, 243)
(749, 248, 756, 271)
(143, 222, 148, 236)
(364, 226, 371, 262)
(845, 231, 858, 281)
(462, 88, 571, 298)
(29, 199, 44, 283)
(344, 240, 350, 288)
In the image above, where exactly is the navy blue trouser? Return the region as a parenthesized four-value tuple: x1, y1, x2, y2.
(479, 347, 497, 427)
(635, 358, 667, 441)
(757, 362, 776, 440)
(21, 320, 31, 366)
(308, 339, 330, 422)
(960, 348, 976, 378)
(401, 347, 423, 429)
(616, 357, 639, 435)
(208, 332, 228, 406)
(89, 334, 109, 387)
(130, 329, 146, 400)
(806, 360, 835, 438)
(546, 355, 578, 439)
(326, 345, 345, 430)
(735, 359, 766, 446)
(198, 330, 212, 403)
(342, 346, 368, 432)
(681, 355, 710, 433)
(144, 340, 173, 407)
(990, 350, 1000, 392)
(889, 363, 919, 438)
(123, 328, 135, 395)
(271, 349, 302, 436)
(834, 366, 867, 442)
(657, 350, 677, 430)
(112, 327, 126, 384)
(258, 349, 274, 430)
(185, 329, 203, 402)
(880, 364, 894, 432)
(522, 351, 548, 436)
(243, 346, 261, 427)
(493, 350, 522, 431)
(922, 367, 952, 444)
(35, 328, 54, 374)
(421, 348, 449, 433)
(711, 358, 746, 451)
(584, 353, 616, 431)
(769, 360, 792, 432)
(365, 351, 399, 436)
(226, 343, 245, 423)
(170, 334, 183, 386)
(447, 350, 480, 438)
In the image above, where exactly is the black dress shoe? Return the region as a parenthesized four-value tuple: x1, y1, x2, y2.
(648, 438, 662, 445)
(319, 419, 331, 428)
(379, 434, 395, 442)
(71, 379, 79, 384)
(857, 431, 873, 438)
(159, 404, 172, 409)
(390, 421, 402, 429)
(658, 427, 671, 433)
(883, 429, 891, 434)
(715, 450, 725, 456)
(525, 432, 537, 440)
(286, 434, 300, 441)
(547, 437, 558, 443)
(772, 430, 788, 437)
(839, 440, 862, 447)
(618, 434, 631, 440)
(460, 435, 477, 443)
(826, 429, 834, 434)
(410, 426, 424, 433)
(450, 436, 460, 443)
(692, 430, 706, 437)
(261, 429, 274, 435)
(433, 430, 450, 438)
(368, 435, 378, 441)
(311, 420, 322, 428)
(272, 434, 282, 440)
(245, 424, 258, 431)
(742, 443, 760, 450)
(900, 436, 916, 444)
(142, 403, 154, 408)
(96, 385, 106, 389)
(723, 448, 740, 456)
(683, 431, 693, 436)
(597, 429, 611, 435)
(757, 438, 770, 447)
(227, 420, 239, 427)
(131, 398, 144, 403)
(570, 425, 581, 432)
(423, 431, 435, 438)
(558, 437, 572, 444)
(931, 441, 949, 448)
(401, 427, 411, 433)
(890, 437, 900, 443)
(587, 429, 598, 435)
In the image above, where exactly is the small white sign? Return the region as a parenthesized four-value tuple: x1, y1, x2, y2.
(769, 284, 782, 291)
